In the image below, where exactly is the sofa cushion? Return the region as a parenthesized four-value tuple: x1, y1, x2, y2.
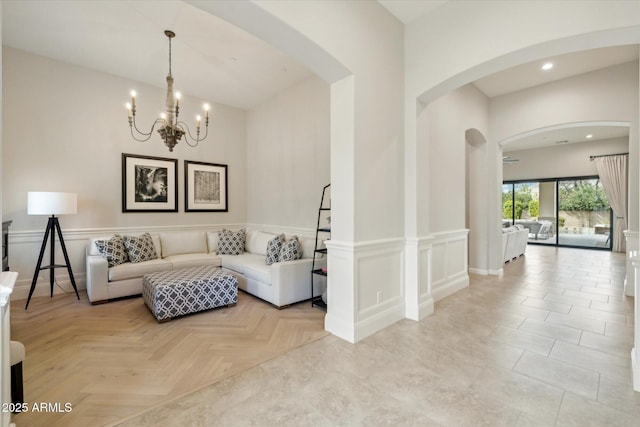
(95, 234, 129, 267)
(220, 253, 256, 274)
(280, 236, 303, 262)
(123, 233, 158, 263)
(298, 236, 316, 259)
(245, 230, 275, 256)
(108, 258, 172, 281)
(243, 257, 272, 285)
(265, 234, 285, 265)
(160, 231, 207, 258)
(218, 229, 246, 255)
(165, 253, 222, 270)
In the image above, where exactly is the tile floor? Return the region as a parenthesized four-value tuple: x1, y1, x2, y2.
(116, 245, 640, 426)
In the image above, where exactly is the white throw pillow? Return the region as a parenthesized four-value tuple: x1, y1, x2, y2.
(160, 231, 207, 258)
(246, 230, 275, 256)
(207, 231, 220, 254)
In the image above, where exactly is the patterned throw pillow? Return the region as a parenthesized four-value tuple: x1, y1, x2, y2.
(218, 229, 246, 255)
(265, 234, 285, 265)
(279, 236, 303, 262)
(95, 234, 129, 267)
(123, 233, 158, 263)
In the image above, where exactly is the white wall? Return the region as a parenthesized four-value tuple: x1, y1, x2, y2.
(504, 137, 629, 181)
(3, 47, 248, 230)
(2, 47, 247, 298)
(424, 84, 489, 234)
(246, 0, 405, 243)
(246, 75, 329, 231)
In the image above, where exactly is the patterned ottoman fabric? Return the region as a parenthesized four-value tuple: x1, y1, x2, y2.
(142, 266, 237, 322)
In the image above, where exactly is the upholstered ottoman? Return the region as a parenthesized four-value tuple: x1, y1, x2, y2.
(142, 266, 237, 322)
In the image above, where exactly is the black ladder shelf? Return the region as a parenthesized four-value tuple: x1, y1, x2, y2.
(311, 184, 330, 310)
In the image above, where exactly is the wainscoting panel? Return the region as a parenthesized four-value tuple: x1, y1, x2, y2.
(404, 237, 435, 321)
(325, 238, 405, 343)
(430, 229, 469, 302)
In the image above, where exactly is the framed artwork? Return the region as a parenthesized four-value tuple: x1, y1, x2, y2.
(122, 153, 178, 212)
(184, 160, 228, 212)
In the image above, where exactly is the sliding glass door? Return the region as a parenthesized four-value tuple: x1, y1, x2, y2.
(503, 176, 612, 250)
(557, 178, 612, 249)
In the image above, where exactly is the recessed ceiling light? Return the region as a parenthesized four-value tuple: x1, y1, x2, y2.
(586, 134, 593, 139)
(542, 62, 554, 71)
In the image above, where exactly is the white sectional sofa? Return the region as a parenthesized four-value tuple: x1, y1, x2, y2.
(502, 225, 528, 263)
(86, 229, 323, 308)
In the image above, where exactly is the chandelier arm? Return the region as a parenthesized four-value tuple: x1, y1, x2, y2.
(129, 118, 167, 142)
(176, 121, 208, 146)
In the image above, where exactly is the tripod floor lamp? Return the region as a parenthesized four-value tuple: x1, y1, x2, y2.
(25, 192, 80, 309)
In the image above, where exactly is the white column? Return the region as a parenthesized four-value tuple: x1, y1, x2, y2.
(1, 271, 18, 427)
(631, 253, 640, 391)
(625, 231, 639, 296)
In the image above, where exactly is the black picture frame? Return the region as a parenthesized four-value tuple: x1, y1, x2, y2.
(122, 153, 178, 212)
(184, 160, 228, 212)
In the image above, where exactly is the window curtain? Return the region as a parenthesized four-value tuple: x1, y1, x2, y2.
(594, 154, 628, 252)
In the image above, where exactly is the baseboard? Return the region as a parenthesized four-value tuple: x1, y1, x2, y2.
(326, 300, 406, 344)
(468, 267, 489, 275)
(624, 277, 634, 297)
(432, 274, 469, 302)
(405, 295, 434, 321)
(324, 312, 356, 343)
(489, 268, 504, 276)
(354, 301, 405, 342)
(11, 274, 86, 302)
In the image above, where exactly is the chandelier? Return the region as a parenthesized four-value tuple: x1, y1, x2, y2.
(126, 30, 210, 152)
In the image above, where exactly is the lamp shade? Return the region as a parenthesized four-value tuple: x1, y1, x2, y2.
(27, 192, 77, 215)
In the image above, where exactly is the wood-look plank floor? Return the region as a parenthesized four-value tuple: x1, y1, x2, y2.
(9, 290, 327, 427)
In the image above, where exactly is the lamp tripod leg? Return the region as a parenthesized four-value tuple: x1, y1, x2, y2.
(53, 218, 79, 300)
(25, 217, 53, 310)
